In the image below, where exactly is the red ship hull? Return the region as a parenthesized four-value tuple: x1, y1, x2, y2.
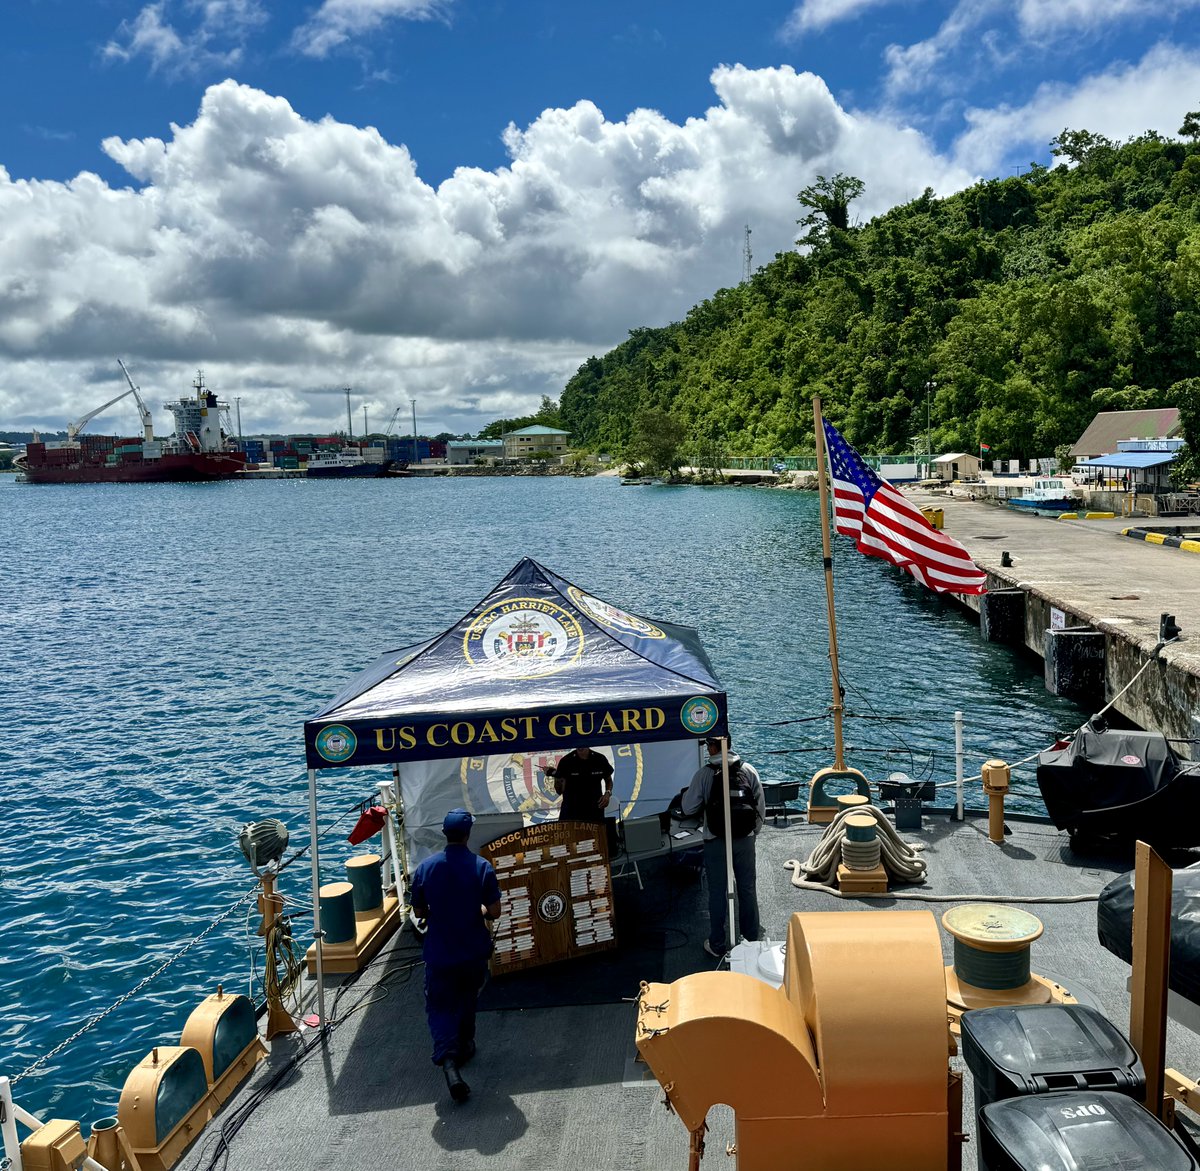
(19, 443, 246, 484)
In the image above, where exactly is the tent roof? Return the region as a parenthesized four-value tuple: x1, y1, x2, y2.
(1071, 408, 1181, 458)
(305, 558, 728, 769)
(1079, 451, 1177, 469)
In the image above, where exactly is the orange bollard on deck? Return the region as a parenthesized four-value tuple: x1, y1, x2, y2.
(981, 760, 1010, 843)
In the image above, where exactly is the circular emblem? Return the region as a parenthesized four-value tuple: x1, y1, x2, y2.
(315, 724, 357, 763)
(537, 890, 568, 924)
(681, 696, 720, 736)
(566, 585, 665, 639)
(1121, 754, 1142, 765)
(462, 744, 644, 820)
(463, 597, 584, 679)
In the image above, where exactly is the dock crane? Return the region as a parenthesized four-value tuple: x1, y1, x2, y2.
(66, 361, 155, 442)
(381, 406, 403, 439)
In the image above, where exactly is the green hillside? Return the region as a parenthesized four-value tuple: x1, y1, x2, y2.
(559, 129, 1200, 470)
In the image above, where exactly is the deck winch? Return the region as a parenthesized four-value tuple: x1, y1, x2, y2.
(942, 904, 1076, 1034)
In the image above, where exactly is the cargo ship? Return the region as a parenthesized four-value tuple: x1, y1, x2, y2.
(15, 363, 246, 484)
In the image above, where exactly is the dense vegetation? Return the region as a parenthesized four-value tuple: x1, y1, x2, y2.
(557, 127, 1200, 479)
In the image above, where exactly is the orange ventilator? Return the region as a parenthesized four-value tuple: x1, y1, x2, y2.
(636, 910, 956, 1171)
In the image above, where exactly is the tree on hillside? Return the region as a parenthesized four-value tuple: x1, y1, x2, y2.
(626, 408, 686, 476)
(1050, 129, 1114, 165)
(796, 173, 865, 245)
(1168, 377, 1200, 486)
(1180, 109, 1200, 142)
(1090, 385, 1159, 412)
(534, 395, 562, 428)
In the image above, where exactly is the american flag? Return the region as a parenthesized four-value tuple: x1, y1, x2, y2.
(823, 419, 987, 596)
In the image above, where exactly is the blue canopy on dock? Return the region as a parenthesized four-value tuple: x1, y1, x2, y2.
(304, 557, 728, 770)
(1079, 452, 1177, 469)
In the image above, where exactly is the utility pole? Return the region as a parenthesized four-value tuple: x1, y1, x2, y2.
(411, 399, 418, 466)
(742, 224, 753, 284)
(345, 388, 353, 443)
(924, 380, 937, 476)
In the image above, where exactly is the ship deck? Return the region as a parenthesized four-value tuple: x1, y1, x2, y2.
(175, 813, 1200, 1171)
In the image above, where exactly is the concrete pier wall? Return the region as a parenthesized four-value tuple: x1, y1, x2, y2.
(918, 494, 1200, 756)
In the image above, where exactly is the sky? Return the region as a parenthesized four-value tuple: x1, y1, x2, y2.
(2, 1, 1200, 440)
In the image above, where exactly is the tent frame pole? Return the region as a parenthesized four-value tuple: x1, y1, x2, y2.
(719, 738, 737, 947)
(306, 767, 327, 1031)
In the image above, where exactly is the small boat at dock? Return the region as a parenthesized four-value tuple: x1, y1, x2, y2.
(1008, 476, 1082, 511)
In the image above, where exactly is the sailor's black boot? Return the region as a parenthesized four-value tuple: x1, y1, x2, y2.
(442, 1058, 470, 1102)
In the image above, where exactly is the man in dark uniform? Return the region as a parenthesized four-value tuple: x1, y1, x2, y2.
(546, 745, 614, 823)
(410, 808, 502, 1103)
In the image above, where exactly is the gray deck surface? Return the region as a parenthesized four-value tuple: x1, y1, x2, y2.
(177, 815, 1200, 1171)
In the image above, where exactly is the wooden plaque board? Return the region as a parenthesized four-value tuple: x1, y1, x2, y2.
(481, 819, 616, 973)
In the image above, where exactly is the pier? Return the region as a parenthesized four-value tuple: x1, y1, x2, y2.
(912, 491, 1200, 750)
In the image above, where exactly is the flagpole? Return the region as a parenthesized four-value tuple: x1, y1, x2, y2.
(812, 396, 845, 771)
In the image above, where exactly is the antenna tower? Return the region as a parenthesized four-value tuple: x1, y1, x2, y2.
(742, 224, 753, 283)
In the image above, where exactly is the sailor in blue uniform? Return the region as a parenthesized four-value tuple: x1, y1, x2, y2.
(410, 808, 503, 1102)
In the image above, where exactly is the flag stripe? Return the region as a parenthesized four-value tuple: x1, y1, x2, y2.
(823, 419, 987, 596)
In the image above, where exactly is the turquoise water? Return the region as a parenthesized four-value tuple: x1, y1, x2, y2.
(0, 474, 1087, 1125)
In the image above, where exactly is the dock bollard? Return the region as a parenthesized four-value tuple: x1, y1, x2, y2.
(982, 760, 1010, 843)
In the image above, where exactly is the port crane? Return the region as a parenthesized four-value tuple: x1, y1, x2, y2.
(381, 407, 403, 439)
(66, 361, 155, 442)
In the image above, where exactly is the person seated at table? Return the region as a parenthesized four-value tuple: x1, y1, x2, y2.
(546, 745, 613, 824)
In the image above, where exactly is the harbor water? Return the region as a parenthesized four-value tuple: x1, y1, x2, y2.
(0, 473, 1088, 1126)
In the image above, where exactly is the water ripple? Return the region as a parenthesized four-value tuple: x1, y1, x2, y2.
(0, 475, 1085, 1125)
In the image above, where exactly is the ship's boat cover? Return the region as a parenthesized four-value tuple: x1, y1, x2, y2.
(1036, 725, 1200, 845)
(1098, 864, 1200, 1008)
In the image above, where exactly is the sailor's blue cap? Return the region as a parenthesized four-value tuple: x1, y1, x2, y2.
(442, 808, 474, 836)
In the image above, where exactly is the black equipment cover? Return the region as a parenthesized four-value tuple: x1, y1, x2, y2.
(1036, 724, 1200, 845)
(1098, 865, 1200, 1008)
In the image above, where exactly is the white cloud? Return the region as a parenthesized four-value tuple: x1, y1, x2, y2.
(882, 0, 1200, 100)
(103, 0, 266, 74)
(0, 69, 974, 434)
(1015, 0, 1200, 38)
(782, 0, 902, 38)
(882, 0, 1001, 99)
(291, 0, 448, 59)
(954, 41, 1200, 173)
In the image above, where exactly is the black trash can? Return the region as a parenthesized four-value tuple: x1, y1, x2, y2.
(960, 1004, 1144, 1122)
(979, 1091, 1196, 1171)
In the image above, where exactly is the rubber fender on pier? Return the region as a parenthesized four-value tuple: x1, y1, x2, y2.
(635, 910, 950, 1171)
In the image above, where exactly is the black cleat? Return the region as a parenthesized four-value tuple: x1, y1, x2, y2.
(443, 1058, 470, 1102)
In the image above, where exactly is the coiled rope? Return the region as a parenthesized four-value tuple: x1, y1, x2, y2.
(794, 805, 928, 885)
(783, 857, 1101, 904)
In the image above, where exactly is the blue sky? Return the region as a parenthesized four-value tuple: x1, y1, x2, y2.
(2, 0, 1200, 437)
